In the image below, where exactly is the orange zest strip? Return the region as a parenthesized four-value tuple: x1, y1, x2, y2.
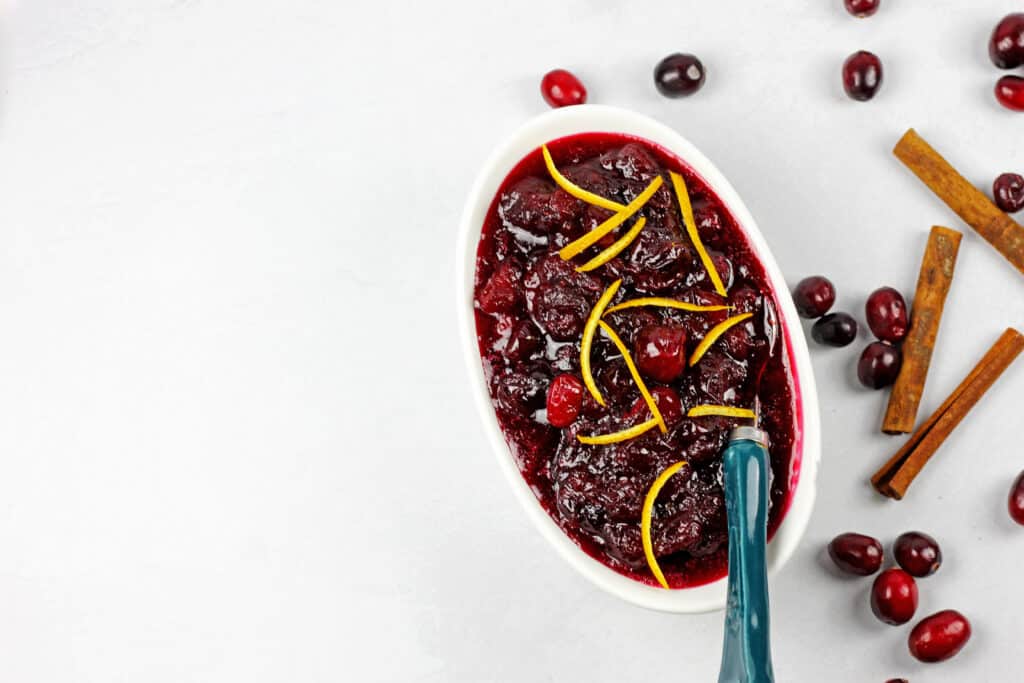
(605, 297, 731, 315)
(581, 279, 622, 406)
(558, 176, 664, 260)
(597, 320, 667, 433)
(687, 405, 757, 419)
(670, 171, 727, 297)
(575, 218, 647, 273)
(577, 416, 660, 445)
(642, 460, 689, 589)
(688, 312, 753, 366)
(542, 144, 626, 214)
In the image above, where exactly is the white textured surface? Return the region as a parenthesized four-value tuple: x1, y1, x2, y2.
(0, 1, 1021, 681)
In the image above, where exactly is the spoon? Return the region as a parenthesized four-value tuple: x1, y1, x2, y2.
(717, 421, 775, 683)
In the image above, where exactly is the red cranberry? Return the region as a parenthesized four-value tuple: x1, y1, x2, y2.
(1009, 470, 1024, 525)
(908, 610, 972, 663)
(885, 680, 908, 683)
(842, 51, 883, 102)
(505, 320, 542, 361)
(649, 386, 683, 425)
(994, 173, 1024, 213)
(844, 0, 880, 18)
(995, 75, 1024, 112)
(792, 276, 836, 319)
(990, 13, 1024, 69)
(894, 531, 942, 577)
(540, 69, 587, 108)
(634, 324, 687, 383)
(546, 374, 584, 428)
(827, 532, 884, 575)
(811, 312, 858, 347)
(871, 568, 918, 625)
(654, 53, 706, 98)
(858, 342, 902, 389)
(865, 287, 909, 342)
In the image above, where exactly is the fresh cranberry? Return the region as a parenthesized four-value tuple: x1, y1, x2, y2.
(990, 13, 1024, 69)
(1009, 470, 1024, 525)
(865, 287, 909, 342)
(811, 312, 858, 347)
(894, 531, 942, 577)
(908, 610, 972, 663)
(842, 51, 883, 102)
(871, 568, 918, 625)
(540, 69, 587, 108)
(649, 385, 683, 425)
(792, 276, 836, 319)
(994, 173, 1024, 213)
(546, 374, 584, 428)
(654, 53, 706, 98)
(634, 324, 688, 382)
(858, 342, 902, 389)
(996, 75, 1024, 112)
(827, 532, 884, 575)
(844, 0, 880, 18)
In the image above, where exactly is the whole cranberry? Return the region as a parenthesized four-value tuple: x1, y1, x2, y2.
(995, 75, 1024, 112)
(1009, 470, 1024, 525)
(909, 610, 972, 663)
(871, 568, 918, 625)
(842, 51, 883, 102)
(654, 53, 706, 98)
(811, 312, 858, 347)
(540, 69, 587, 108)
(827, 532, 884, 575)
(792, 276, 836, 319)
(865, 287, 909, 342)
(649, 386, 683, 425)
(858, 341, 902, 389)
(994, 173, 1024, 213)
(894, 531, 942, 577)
(990, 13, 1024, 69)
(634, 324, 687, 382)
(546, 374, 584, 428)
(844, 0, 880, 18)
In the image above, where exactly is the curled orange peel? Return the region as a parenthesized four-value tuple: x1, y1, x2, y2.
(604, 297, 730, 315)
(689, 312, 753, 366)
(542, 144, 626, 214)
(642, 460, 689, 589)
(598, 320, 666, 433)
(687, 405, 757, 419)
(581, 279, 622, 406)
(577, 416, 660, 445)
(670, 171, 727, 297)
(575, 217, 646, 272)
(559, 176, 664, 261)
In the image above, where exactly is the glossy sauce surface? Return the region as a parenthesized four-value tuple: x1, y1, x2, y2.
(473, 133, 799, 587)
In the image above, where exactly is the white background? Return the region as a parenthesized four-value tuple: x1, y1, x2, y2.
(0, 1, 1022, 681)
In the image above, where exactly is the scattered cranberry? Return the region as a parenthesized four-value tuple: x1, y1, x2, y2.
(1009, 470, 1024, 525)
(865, 287, 909, 342)
(649, 386, 683, 425)
(546, 374, 584, 427)
(793, 276, 836, 319)
(995, 75, 1024, 112)
(842, 51, 883, 102)
(844, 0, 880, 18)
(894, 531, 942, 577)
(540, 69, 587, 108)
(994, 173, 1024, 213)
(634, 325, 688, 382)
(858, 341, 902, 389)
(654, 53, 706, 98)
(908, 610, 972, 663)
(811, 312, 858, 347)
(828, 532, 884, 575)
(990, 13, 1024, 69)
(871, 568, 918, 626)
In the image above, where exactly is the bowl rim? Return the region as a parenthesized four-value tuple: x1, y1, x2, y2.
(455, 104, 820, 613)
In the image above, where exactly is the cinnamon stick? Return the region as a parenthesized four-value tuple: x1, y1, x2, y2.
(894, 129, 1024, 276)
(872, 328, 1024, 499)
(882, 226, 962, 434)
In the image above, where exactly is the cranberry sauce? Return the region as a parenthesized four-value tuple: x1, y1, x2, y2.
(473, 133, 799, 588)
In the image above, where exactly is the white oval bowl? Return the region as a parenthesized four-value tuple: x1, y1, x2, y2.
(456, 105, 820, 613)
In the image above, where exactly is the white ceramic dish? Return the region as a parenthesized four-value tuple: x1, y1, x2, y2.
(455, 105, 820, 613)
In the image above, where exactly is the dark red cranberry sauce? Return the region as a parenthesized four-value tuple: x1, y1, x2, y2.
(473, 133, 799, 588)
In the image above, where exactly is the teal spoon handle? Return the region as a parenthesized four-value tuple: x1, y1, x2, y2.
(717, 427, 775, 683)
